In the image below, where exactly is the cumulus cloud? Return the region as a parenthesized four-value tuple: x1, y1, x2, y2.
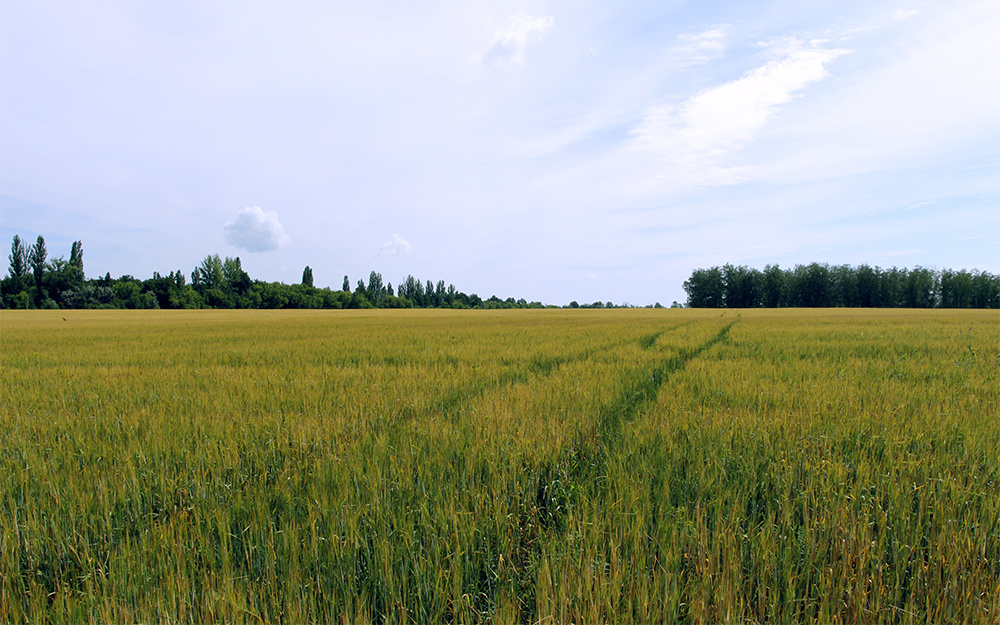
(626, 38, 851, 192)
(378, 234, 412, 256)
(224, 206, 290, 252)
(480, 14, 554, 69)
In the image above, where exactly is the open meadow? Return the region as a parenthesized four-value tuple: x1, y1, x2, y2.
(1, 308, 998, 623)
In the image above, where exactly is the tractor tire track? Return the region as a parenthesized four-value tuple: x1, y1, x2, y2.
(505, 319, 738, 622)
(427, 322, 693, 420)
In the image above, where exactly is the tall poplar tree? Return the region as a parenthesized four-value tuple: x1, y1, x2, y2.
(8, 235, 28, 292)
(28, 235, 47, 303)
(69, 240, 83, 271)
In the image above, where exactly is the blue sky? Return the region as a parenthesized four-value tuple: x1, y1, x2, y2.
(2, 0, 997, 305)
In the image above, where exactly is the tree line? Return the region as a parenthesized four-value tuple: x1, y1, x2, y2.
(1, 235, 576, 310)
(7, 235, 995, 311)
(683, 263, 999, 309)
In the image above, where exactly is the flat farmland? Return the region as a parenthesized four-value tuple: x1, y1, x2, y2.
(1, 309, 997, 623)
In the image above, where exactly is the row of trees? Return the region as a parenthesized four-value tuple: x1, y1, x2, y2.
(683, 263, 999, 309)
(6, 236, 996, 311)
(1, 236, 560, 310)
(4, 235, 87, 309)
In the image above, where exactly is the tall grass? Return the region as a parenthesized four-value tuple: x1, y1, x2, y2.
(1, 308, 997, 623)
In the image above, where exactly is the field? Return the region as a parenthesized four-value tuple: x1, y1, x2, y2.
(1, 308, 998, 623)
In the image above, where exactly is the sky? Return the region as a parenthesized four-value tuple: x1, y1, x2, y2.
(1, 0, 997, 306)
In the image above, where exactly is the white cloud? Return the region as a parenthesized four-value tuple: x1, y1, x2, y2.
(624, 38, 851, 193)
(675, 26, 729, 62)
(378, 234, 412, 256)
(223, 206, 290, 252)
(755, 2, 1000, 186)
(504, 26, 732, 159)
(480, 14, 554, 70)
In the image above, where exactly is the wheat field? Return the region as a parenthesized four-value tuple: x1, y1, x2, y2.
(1, 308, 997, 623)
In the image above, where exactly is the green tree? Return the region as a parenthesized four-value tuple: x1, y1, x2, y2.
(302, 266, 314, 288)
(721, 264, 760, 308)
(143, 272, 173, 309)
(856, 265, 878, 308)
(790, 263, 831, 307)
(222, 257, 251, 298)
(8, 235, 28, 288)
(342, 275, 350, 292)
(970, 270, 999, 309)
(28, 235, 48, 305)
(193, 254, 244, 308)
(398, 275, 423, 306)
(259, 282, 291, 309)
(905, 266, 936, 308)
(941, 269, 972, 308)
(69, 240, 84, 275)
(111, 275, 158, 309)
(322, 289, 351, 309)
(760, 264, 786, 308)
(141, 270, 192, 309)
(367, 271, 384, 305)
(193, 254, 224, 290)
(45, 257, 73, 306)
(830, 264, 856, 307)
(435, 281, 447, 308)
(51, 241, 85, 301)
(881, 267, 908, 308)
(350, 291, 372, 309)
(683, 267, 724, 308)
(6, 235, 30, 301)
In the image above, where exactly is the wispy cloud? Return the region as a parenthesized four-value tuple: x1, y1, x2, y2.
(504, 25, 732, 159)
(624, 38, 851, 193)
(224, 206, 290, 253)
(535, 37, 852, 204)
(675, 26, 729, 63)
(480, 14, 554, 70)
